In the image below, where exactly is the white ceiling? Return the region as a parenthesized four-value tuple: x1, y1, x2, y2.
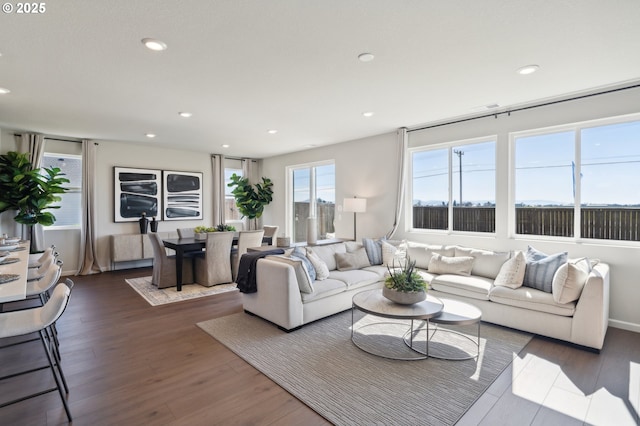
(1, 1, 639, 158)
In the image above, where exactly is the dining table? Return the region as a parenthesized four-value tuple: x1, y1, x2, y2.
(162, 235, 272, 291)
(0, 241, 31, 303)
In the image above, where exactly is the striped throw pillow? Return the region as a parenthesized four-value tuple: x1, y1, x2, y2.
(523, 246, 568, 293)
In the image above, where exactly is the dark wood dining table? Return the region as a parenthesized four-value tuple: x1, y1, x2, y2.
(162, 236, 272, 291)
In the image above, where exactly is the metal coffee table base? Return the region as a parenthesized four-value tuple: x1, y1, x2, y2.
(351, 317, 429, 361)
(403, 321, 481, 361)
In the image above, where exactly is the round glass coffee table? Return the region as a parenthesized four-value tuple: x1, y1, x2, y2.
(351, 288, 444, 360)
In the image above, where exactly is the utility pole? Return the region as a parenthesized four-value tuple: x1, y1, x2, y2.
(453, 149, 464, 205)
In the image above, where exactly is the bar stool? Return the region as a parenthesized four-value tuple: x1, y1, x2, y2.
(0, 279, 74, 422)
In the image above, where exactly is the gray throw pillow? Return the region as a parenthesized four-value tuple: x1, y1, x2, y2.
(335, 247, 371, 271)
(362, 237, 385, 265)
(291, 246, 316, 282)
(523, 246, 568, 293)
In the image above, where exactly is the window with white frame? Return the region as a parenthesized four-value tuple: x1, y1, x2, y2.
(41, 153, 82, 229)
(288, 161, 335, 243)
(224, 165, 243, 224)
(512, 114, 640, 241)
(410, 138, 496, 233)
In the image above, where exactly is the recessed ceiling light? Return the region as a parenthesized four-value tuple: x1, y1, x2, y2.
(0, 87, 10, 94)
(145, 133, 156, 138)
(305, 144, 318, 148)
(142, 38, 167, 51)
(362, 111, 374, 117)
(178, 112, 192, 118)
(267, 129, 278, 134)
(517, 64, 540, 75)
(221, 144, 230, 148)
(358, 53, 375, 62)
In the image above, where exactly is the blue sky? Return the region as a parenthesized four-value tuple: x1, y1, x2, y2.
(412, 119, 640, 206)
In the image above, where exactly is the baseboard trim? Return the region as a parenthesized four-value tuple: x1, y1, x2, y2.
(609, 319, 640, 333)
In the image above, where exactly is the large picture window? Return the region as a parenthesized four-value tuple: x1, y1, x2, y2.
(288, 161, 335, 243)
(42, 153, 82, 229)
(411, 138, 496, 233)
(512, 115, 640, 241)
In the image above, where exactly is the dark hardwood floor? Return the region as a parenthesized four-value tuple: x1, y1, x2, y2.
(0, 268, 638, 425)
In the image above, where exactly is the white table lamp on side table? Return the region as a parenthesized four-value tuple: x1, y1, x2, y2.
(343, 196, 367, 241)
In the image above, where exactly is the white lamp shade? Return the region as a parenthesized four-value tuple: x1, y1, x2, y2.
(343, 197, 367, 213)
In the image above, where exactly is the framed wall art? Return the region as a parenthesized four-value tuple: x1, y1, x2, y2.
(162, 170, 203, 221)
(114, 167, 162, 222)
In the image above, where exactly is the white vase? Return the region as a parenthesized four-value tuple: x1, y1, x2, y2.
(307, 217, 317, 245)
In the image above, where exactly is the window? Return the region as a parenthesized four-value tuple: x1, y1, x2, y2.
(288, 161, 335, 243)
(411, 138, 496, 233)
(41, 153, 82, 228)
(512, 115, 640, 241)
(224, 166, 243, 222)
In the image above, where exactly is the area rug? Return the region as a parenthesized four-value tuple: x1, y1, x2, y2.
(197, 311, 532, 426)
(125, 276, 238, 306)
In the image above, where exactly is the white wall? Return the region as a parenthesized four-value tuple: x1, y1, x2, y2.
(262, 85, 640, 332)
(93, 141, 215, 270)
(261, 132, 399, 241)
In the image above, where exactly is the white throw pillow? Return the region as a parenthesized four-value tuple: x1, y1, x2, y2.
(381, 240, 407, 267)
(306, 249, 330, 281)
(266, 255, 314, 293)
(428, 254, 474, 276)
(552, 257, 591, 304)
(494, 251, 526, 289)
(454, 246, 510, 279)
(406, 244, 455, 270)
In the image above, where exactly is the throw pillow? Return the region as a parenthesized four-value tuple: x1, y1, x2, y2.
(522, 247, 568, 293)
(266, 255, 314, 293)
(306, 249, 330, 280)
(454, 246, 510, 279)
(552, 257, 591, 304)
(381, 240, 407, 267)
(290, 246, 316, 282)
(406, 244, 455, 270)
(428, 254, 474, 276)
(345, 241, 363, 252)
(494, 251, 526, 289)
(362, 237, 385, 265)
(335, 247, 371, 271)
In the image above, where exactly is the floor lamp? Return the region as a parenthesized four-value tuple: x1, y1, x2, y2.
(343, 197, 367, 241)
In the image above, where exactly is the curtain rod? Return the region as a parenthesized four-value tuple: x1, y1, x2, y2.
(408, 82, 640, 133)
(13, 134, 82, 143)
(212, 154, 257, 162)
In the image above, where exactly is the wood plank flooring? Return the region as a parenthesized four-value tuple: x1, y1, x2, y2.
(0, 268, 638, 425)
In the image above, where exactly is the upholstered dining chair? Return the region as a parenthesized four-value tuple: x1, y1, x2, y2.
(194, 232, 235, 286)
(177, 228, 195, 239)
(262, 225, 279, 245)
(149, 233, 194, 288)
(28, 245, 58, 269)
(0, 279, 74, 422)
(231, 230, 265, 281)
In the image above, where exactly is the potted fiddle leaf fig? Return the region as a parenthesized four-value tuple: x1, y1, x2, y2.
(0, 151, 69, 250)
(227, 173, 273, 230)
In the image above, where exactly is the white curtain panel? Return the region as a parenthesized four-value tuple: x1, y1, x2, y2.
(77, 140, 103, 275)
(386, 127, 408, 239)
(16, 133, 46, 251)
(211, 154, 226, 225)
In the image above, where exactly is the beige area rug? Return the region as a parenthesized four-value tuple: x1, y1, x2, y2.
(125, 276, 238, 306)
(198, 310, 532, 426)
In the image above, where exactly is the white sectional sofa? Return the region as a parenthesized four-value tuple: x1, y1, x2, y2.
(242, 241, 610, 351)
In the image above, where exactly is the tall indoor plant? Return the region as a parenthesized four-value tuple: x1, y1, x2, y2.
(227, 173, 273, 230)
(0, 151, 69, 249)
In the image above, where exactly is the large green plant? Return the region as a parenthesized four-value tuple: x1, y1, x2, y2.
(227, 173, 273, 229)
(0, 151, 69, 226)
